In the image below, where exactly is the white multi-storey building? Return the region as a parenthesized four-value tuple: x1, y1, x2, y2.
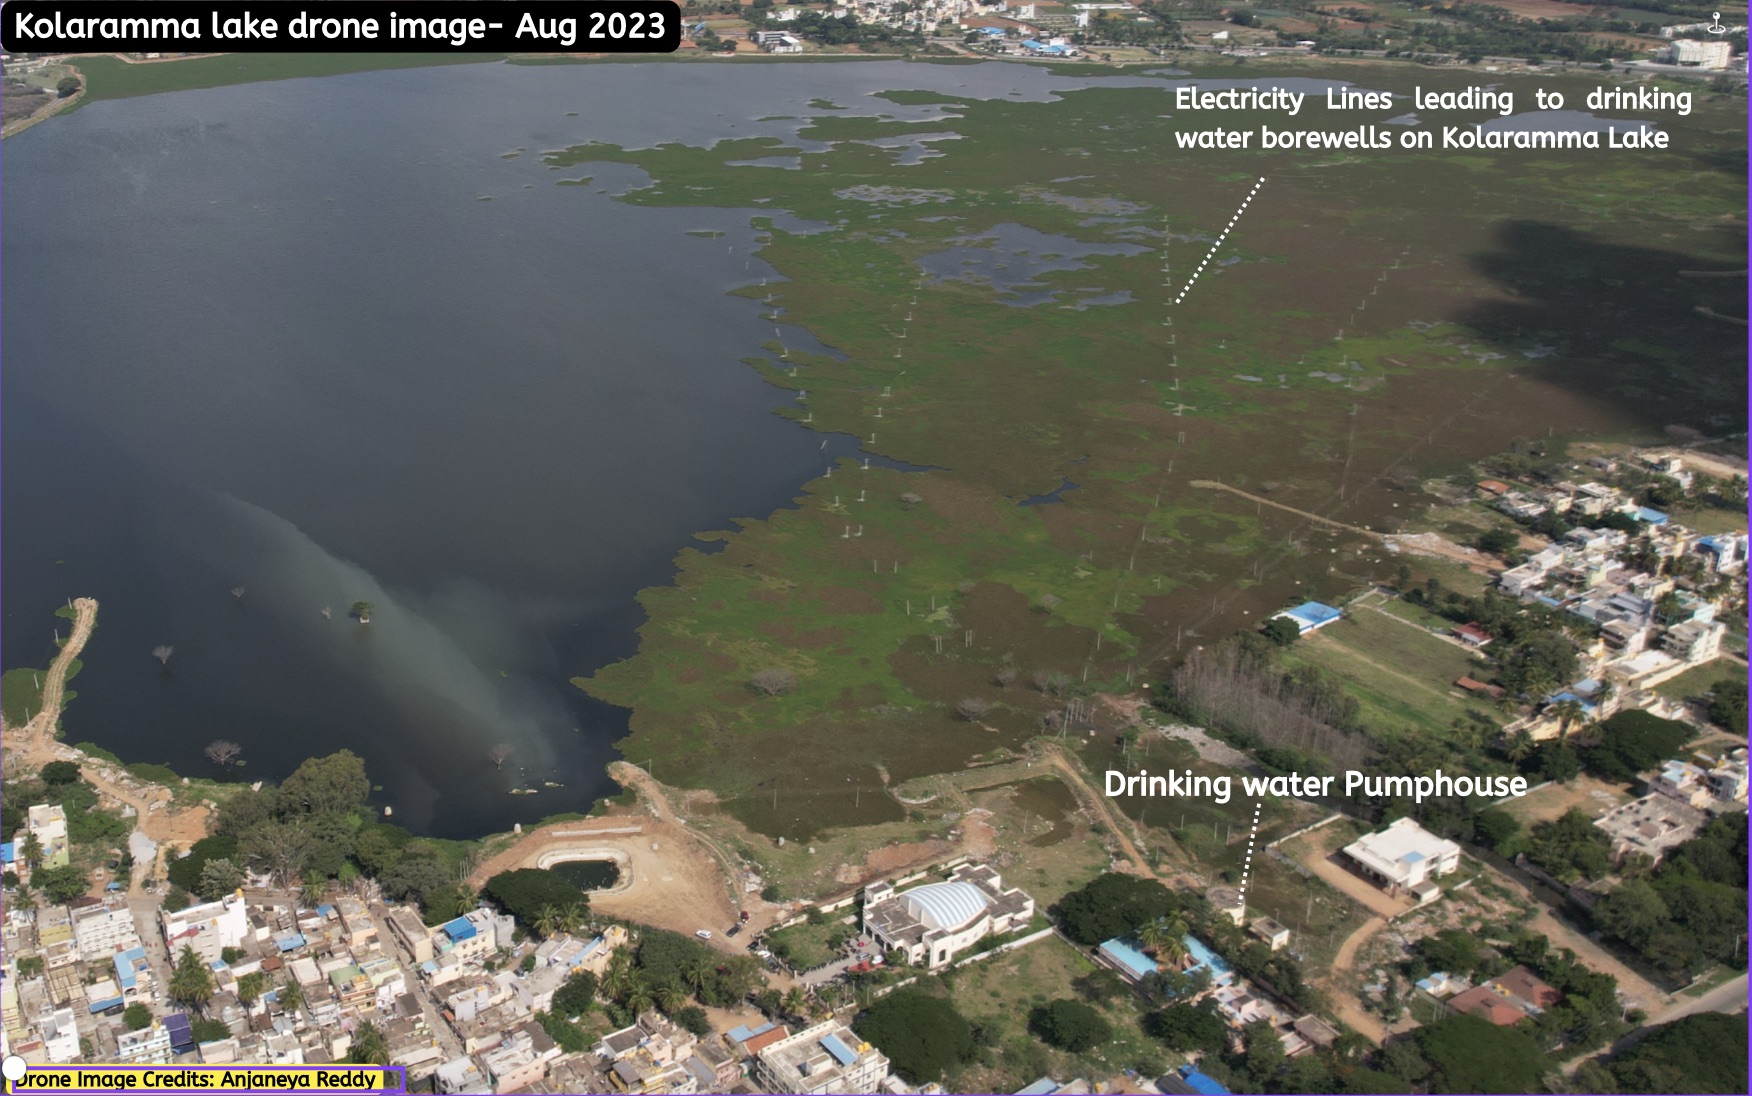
(755, 1021, 891, 1095)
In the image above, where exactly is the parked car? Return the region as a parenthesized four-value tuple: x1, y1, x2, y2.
(695, 929, 713, 940)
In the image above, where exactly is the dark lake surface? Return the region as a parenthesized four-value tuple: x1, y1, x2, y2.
(3, 59, 1201, 838)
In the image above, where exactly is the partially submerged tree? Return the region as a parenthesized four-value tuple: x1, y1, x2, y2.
(153, 645, 174, 667)
(204, 740, 243, 768)
(956, 697, 991, 721)
(488, 744, 513, 769)
(350, 601, 374, 624)
(750, 668, 797, 696)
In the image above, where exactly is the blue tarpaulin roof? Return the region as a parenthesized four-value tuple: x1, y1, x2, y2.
(1181, 1066, 1231, 1095)
(441, 916, 477, 942)
(821, 1033, 859, 1067)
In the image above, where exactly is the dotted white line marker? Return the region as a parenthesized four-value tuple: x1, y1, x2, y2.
(1236, 800, 1264, 913)
(1174, 176, 1265, 307)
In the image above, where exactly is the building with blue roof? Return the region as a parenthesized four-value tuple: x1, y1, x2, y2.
(1635, 506, 1668, 525)
(1275, 600, 1342, 634)
(862, 862, 1035, 969)
(1343, 817, 1461, 897)
(1159, 1064, 1232, 1095)
(1097, 933, 1234, 990)
(113, 946, 153, 1003)
(1096, 936, 1158, 982)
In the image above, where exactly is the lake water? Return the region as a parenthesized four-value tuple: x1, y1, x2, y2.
(1, 59, 1230, 838)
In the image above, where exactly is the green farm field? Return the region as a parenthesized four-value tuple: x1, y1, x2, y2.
(1281, 599, 1502, 736)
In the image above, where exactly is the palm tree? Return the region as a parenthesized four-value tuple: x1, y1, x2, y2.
(782, 986, 808, 1020)
(1155, 916, 1190, 967)
(300, 879, 327, 907)
(653, 979, 687, 1012)
(601, 951, 634, 1002)
(623, 977, 656, 1016)
(1551, 698, 1586, 741)
(534, 905, 562, 940)
(236, 972, 266, 1019)
(20, 833, 43, 871)
(278, 977, 304, 1016)
(557, 903, 585, 938)
(1506, 729, 1536, 764)
(1137, 917, 1170, 956)
(681, 954, 713, 995)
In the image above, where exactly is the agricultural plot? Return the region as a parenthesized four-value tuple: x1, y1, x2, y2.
(1280, 604, 1501, 738)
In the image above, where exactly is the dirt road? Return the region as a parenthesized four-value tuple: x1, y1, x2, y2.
(1282, 831, 1415, 921)
(1382, 531, 1499, 576)
(1332, 916, 1386, 972)
(17, 597, 98, 749)
(1044, 745, 1157, 879)
(3, 598, 212, 893)
(1189, 480, 1382, 540)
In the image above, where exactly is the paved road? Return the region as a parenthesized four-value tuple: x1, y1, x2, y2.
(1650, 973, 1749, 1026)
(1563, 973, 1748, 1073)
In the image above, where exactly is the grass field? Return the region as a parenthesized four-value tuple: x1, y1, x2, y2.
(1282, 604, 1499, 737)
(1655, 658, 1743, 709)
(1498, 773, 1632, 827)
(942, 934, 1169, 1092)
(767, 915, 856, 970)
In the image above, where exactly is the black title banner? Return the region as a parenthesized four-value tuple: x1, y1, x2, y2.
(4, 1, 682, 53)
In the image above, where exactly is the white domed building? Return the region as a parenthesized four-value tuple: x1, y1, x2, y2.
(861, 863, 1034, 970)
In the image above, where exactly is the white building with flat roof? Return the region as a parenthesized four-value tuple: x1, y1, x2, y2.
(24, 804, 70, 869)
(1342, 818, 1461, 897)
(1670, 38, 1733, 68)
(754, 1020, 890, 1095)
(161, 892, 249, 965)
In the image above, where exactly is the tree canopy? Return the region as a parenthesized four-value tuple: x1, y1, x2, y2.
(277, 750, 370, 815)
(857, 990, 974, 1083)
(1415, 1014, 1546, 1093)
(1054, 873, 1182, 945)
(552, 970, 599, 1018)
(1582, 710, 1693, 782)
(480, 869, 588, 927)
(1029, 998, 1112, 1053)
(1598, 1012, 1747, 1094)
(1144, 1003, 1227, 1054)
